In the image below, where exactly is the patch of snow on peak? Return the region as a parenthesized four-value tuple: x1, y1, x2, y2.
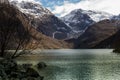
(10, 0, 35, 3)
(112, 14, 120, 20)
(10, 0, 52, 18)
(83, 10, 114, 22)
(62, 9, 114, 22)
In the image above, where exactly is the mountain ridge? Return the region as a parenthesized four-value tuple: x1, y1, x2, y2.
(66, 19, 120, 48)
(7, 0, 120, 49)
(10, 0, 72, 40)
(61, 9, 114, 39)
(0, 3, 72, 49)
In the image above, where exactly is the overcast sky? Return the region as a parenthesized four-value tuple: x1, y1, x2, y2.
(11, 0, 120, 17)
(39, 0, 120, 17)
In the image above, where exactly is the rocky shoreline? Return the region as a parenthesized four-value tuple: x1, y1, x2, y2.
(113, 48, 120, 53)
(0, 59, 47, 80)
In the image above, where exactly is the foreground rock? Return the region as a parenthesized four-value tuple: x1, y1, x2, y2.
(37, 62, 47, 69)
(113, 48, 120, 53)
(0, 59, 44, 80)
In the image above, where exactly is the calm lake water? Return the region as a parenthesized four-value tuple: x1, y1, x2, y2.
(18, 49, 120, 80)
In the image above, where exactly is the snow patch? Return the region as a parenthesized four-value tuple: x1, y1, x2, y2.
(10, 0, 51, 18)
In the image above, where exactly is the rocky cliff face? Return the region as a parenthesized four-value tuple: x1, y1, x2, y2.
(0, 3, 72, 49)
(61, 9, 94, 31)
(61, 9, 113, 39)
(7, 0, 120, 49)
(61, 9, 94, 38)
(10, 0, 71, 40)
(67, 20, 120, 48)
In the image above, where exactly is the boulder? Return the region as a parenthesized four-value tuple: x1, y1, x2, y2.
(113, 48, 120, 53)
(0, 59, 44, 80)
(37, 62, 47, 69)
(26, 68, 41, 77)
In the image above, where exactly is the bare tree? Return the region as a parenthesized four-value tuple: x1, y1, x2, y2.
(0, 3, 32, 59)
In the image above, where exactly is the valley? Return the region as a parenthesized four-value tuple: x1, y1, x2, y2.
(8, 0, 120, 49)
(0, 0, 120, 80)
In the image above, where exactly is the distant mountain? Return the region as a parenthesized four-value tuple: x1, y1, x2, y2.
(61, 9, 113, 38)
(10, 0, 52, 18)
(61, 9, 94, 30)
(95, 14, 120, 48)
(82, 10, 113, 22)
(112, 14, 120, 20)
(10, 0, 71, 40)
(67, 20, 120, 48)
(61, 9, 94, 38)
(0, 3, 72, 49)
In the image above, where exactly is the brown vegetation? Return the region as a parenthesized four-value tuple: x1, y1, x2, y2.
(0, 3, 72, 59)
(67, 20, 120, 48)
(1, 3, 72, 49)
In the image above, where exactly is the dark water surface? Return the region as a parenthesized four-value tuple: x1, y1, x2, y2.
(18, 49, 120, 80)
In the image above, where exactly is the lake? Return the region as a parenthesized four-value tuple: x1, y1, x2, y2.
(17, 49, 120, 80)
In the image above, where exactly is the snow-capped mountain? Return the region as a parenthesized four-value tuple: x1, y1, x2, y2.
(61, 9, 114, 38)
(61, 9, 95, 38)
(10, 0, 71, 40)
(0, 3, 71, 49)
(62, 9, 113, 22)
(67, 19, 120, 48)
(61, 9, 94, 30)
(62, 9, 113, 26)
(82, 10, 113, 22)
(9, 0, 116, 40)
(10, 0, 52, 18)
(112, 14, 120, 20)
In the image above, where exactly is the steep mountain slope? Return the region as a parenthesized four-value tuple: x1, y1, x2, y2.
(10, 0, 52, 18)
(61, 9, 94, 38)
(67, 20, 120, 48)
(61, 9, 113, 38)
(95, 30, 120, 48)
(0, 3, 72, 49)
(10, 0, 71, 40)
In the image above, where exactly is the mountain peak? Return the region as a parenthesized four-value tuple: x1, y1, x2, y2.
(61, 9, 94, 38)
(61, 8, 114, 39)
(10, 0, 35, 3)
(10, 0, 52, 18)
(10, 0, 71, 40)
(0, 3, 71, 49)
(70, 9, 113, 22)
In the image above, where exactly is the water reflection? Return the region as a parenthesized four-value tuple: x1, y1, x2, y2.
(17, 49, 120, 80)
